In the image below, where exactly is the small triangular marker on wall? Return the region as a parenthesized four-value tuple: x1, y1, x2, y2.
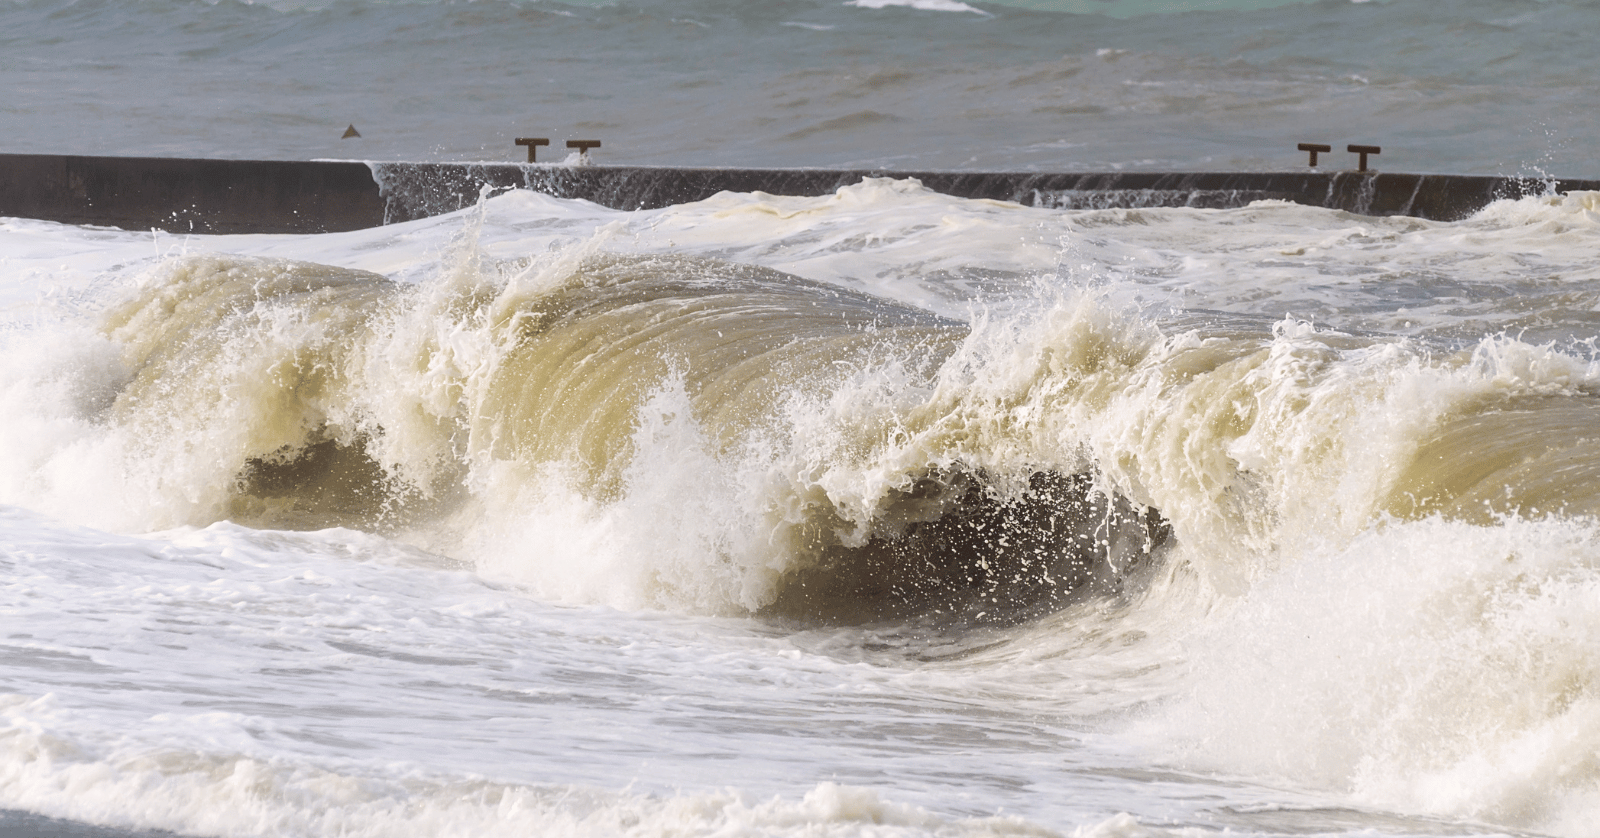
(342, 124, 361, 139)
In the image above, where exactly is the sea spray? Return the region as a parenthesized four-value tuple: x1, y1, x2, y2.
(1143, 514, 1600, 835)
(4, 187, 1600, 835)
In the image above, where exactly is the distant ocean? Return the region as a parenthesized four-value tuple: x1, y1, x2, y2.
(3, 0, 1597, 174)
(4, 1, 1600, 837)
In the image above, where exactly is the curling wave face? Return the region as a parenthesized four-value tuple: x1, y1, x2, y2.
(38, 192, 1600, 628)
(8, 185, 1600, 836)
(84, 250, 1172, 624)
(81, 236, 1600, 624)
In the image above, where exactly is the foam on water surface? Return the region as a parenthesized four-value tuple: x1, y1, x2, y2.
(845, 0, 992, 16)
(9, 0, 1600, 832)
(4, 185, 1600, 837)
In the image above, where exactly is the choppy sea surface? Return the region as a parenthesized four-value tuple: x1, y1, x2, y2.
(5, 1, 1600, 837)
(3, 0, 1599, 175)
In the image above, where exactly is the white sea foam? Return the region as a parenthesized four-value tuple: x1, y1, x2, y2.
(3, 187, 1600, 837)
(1140, 513, 1600, 835)
(845, 0, 992, 15)
(7, 1, 1600, 837)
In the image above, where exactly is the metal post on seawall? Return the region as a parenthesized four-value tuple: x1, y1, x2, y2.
(1349, 144, 1381, 172)
(515, 137, 551, 162)
(566, 140, 601, 160)
(1298, 142, 1332, 167)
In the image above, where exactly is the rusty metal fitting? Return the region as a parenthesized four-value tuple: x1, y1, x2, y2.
(515, 137, 550, 162)
(566, 140, 601, 156)
(1297, 143, 1332, 167)
(1348, 144, 1381, 172)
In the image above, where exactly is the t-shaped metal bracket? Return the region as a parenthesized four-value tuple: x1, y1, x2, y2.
(1348, 144, 1381, 172)
(566, 139, 601, 157)
(515, 137, 550, 162)
(1297, 143, 1332, 167)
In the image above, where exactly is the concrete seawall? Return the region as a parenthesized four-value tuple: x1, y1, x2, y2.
(2, 153, 1596, 234)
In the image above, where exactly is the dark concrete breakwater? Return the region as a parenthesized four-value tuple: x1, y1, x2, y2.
(2, 153, 1597, 234)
